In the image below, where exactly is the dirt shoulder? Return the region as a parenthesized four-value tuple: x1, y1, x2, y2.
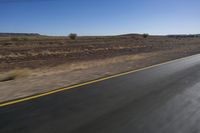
(1, 46, 200, 103)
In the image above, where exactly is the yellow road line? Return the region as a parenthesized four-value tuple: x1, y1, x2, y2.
(0, 54, 196, 107)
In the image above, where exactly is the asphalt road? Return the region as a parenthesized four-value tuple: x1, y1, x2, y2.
(1, 54, 200, 133)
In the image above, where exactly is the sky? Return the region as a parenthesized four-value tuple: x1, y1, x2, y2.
(0, 0, 199, 36)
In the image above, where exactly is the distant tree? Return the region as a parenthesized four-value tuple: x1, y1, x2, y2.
(143, 33, 149, 38)
(69, 33, 77, 40)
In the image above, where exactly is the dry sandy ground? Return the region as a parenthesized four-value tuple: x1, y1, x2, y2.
(1, 35, 200, 72)
(0, 47, 200, 103)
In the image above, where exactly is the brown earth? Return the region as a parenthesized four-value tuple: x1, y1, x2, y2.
(1, 35, 200, 72)
(1, 34, 200, 102)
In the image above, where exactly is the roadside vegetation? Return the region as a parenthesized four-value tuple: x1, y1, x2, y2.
(0, 33, 200, 74)
(69, 33, 77, 40)
(143, 33, 149, 38)
(0, 69, 30, 82)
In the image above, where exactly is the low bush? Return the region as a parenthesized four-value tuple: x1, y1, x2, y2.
(0, 69, 30, 82)
(69, 33, 77, 40)
(143, 34, 149, 38)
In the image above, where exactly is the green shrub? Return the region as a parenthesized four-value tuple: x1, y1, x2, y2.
(143, 34, 149, 38)
(69, 33, 77, 40)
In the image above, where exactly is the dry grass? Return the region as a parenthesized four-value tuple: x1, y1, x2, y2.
(0, 69, 31, 82)
(31, 53, 150, 77)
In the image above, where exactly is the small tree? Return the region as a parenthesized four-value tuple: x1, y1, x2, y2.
(143, 33, 149, 38)
(69, 33, 77, 40)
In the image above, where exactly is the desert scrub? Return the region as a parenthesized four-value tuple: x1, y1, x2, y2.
(69, 33, 77, 40)
(0, 69, 30, 82)
(143, 33, 149, 38)
(10, 37, 21, 41)
(3, 42, 14, 46)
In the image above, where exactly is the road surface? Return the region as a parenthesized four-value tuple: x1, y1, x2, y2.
(1, 54, 200, 133)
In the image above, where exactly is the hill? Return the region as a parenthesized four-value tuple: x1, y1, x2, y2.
(0, 33, 41, 37)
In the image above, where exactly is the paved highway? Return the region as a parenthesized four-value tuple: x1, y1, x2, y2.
(1, 54, 200, 133)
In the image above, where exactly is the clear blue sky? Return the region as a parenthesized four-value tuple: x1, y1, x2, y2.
(0, 0, 199, 36)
